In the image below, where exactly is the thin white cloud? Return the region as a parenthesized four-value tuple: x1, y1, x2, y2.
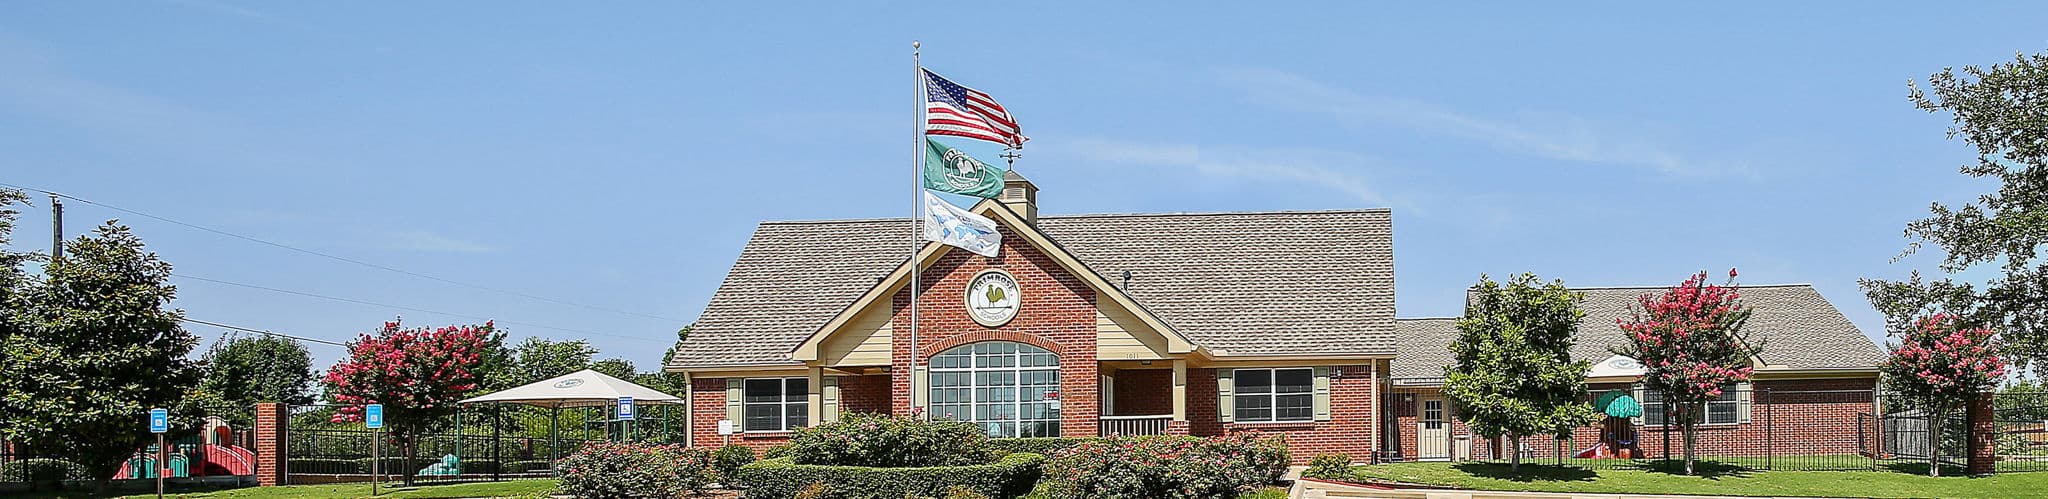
(1217, 68, 1744, 177)
(379, 230, 497, 254)
(1053, 137, 1391, 207)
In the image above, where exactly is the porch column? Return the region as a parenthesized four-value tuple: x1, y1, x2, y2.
(807, 367, 824, 428)
(1171, 359, 1188, 422)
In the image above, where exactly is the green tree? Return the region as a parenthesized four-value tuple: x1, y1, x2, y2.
(0, 221, 201, 485)
(513, 337, 596, 384)
(1443, 273, 1600, 470)
(194, 334, 317, 426)
(591, 358, 637, 380)
(1861, 52, 2048, 376)
(0, 189, 28, 352)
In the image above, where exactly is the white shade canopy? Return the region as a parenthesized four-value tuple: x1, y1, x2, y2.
(460, 369, 684, 409)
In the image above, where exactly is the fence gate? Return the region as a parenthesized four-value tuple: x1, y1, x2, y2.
(282, 402, 638, 485)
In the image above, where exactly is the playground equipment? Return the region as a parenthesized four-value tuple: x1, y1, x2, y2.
(418, 454, 463, 476)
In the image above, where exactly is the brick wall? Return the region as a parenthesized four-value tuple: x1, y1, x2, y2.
(687, 377, 792, 452)
(1111, 369, 1173, 416)
(1184, 366, 1378, 464)
(1389, 377, 1881, 460)
(840, 374, 892, 415)
(253, 402, 286, 486)
(889, 224, 1101, 438)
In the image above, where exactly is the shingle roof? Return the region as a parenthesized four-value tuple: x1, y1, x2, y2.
(1388, 284, 1886, 382)
(668, 209, 1397, 369)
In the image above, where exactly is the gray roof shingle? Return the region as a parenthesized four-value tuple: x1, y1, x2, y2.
(668, 209, 1397, 369)
(1388, 284, 1886, 381)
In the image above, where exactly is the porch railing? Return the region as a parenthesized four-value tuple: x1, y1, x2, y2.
(1099, 415, 1172, 436)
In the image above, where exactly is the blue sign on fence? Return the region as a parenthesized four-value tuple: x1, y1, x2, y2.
(365, 403, 384, 429)
(618, 396, 635, 421)
(149, 408, 168, 434)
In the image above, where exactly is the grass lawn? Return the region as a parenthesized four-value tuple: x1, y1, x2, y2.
(16, 480, 559, 499)
(1333, 461, 2048, 499)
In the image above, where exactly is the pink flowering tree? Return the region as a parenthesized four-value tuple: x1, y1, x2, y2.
(1881, 313, 2005, 476)
(322, 320, 492, 485)
(1613, 270, 1758, 475)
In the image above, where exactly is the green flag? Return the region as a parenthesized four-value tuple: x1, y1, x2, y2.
(924, 137, 1007, 198)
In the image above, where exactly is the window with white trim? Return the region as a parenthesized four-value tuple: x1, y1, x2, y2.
(1640, 385, 1740, 425)
(928, 341, 1061, 438)
(1234, 368, 1314, 423)
(743, 378, 808, 432)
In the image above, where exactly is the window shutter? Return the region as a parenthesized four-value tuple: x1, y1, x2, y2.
(912, 366, 929, 414)
(724, 379, 744, 433)
(1313, 367, 1333, 421)
(1630, 384, 1644, 426)
(1217, 369, 1235, 423)
(822, 376, 841, 423)
(1736, 382, 1753, 424)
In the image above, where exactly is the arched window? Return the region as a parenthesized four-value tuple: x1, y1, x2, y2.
(928, 341, 1060, 438)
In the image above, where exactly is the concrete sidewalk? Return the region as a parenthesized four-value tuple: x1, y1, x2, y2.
(1290, 477, 1853, 499)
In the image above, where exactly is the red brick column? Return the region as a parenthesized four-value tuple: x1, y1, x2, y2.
(254, 402, 288, 486)
(1968, 394, 1996, 475)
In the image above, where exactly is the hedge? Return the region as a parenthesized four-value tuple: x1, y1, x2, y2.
(0, 458, 93, 483)
(287, 458, 362, 474)
(735, 453, 1044, 499)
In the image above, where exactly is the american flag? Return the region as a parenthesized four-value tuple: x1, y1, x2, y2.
(923, 68, 1026, 148)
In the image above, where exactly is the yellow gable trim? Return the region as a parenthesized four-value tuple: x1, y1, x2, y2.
(793, 201, 1199, 363)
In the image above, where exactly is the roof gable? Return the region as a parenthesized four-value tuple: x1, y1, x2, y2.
(791, 200, 1196, 363)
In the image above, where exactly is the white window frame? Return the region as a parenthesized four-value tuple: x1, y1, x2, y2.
(1233, 368, 1315, 423)
(1638, 384, 1741, 427)
(927, 341, 1062, 438)
(742, 377, 808, 432)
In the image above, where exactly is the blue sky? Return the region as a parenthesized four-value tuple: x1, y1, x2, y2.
(3, 2, 2044, 371)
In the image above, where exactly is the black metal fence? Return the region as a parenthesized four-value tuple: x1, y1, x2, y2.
(283, 402, 686, 485)
(1461, 388, 1966, 473)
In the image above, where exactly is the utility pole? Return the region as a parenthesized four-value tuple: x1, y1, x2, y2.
(49, 193, 63, 259)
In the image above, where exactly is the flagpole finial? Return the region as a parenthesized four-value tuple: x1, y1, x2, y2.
(912, 40, 920, 49)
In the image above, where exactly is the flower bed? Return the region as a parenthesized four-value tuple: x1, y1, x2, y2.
(735, 452, 1045, 499)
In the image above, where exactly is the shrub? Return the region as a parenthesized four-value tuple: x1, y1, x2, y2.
(735, 453, 1045, 499)
(942, 485, 991, 499)
(793, 481, 837, 499)
(1040, 433, 1290, 498)
(711, 444, 757, 485)
(985, 437, 1102, 457)
(763, 443, 795, 460)
(505, 459, 553, 474)
(555, 441, 712, 499)
(1303, 453, 1351, 479)
(0, 458, 93, 483)
(788, 412, 989, 467)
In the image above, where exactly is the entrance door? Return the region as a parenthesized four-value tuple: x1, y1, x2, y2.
(1417, 396, 1450, 460)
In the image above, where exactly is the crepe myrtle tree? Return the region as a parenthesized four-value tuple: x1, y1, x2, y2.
(323, 320, 493, 485)
(1882, 313, 2005, 476)
(1612, 269, 1758, 476)
(1444, 273, 1601, 471)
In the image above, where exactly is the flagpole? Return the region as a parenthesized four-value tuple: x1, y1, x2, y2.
(909, 40, 923, 419)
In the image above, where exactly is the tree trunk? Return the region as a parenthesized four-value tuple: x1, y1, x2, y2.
(1510, 436, 1523, 471)
(1929, 407, 1943, 477)
(1681, 404, 1697, 476)
(401, 439, 417, 487)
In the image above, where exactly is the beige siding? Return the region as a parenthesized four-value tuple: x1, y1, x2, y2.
(1097, 301, 1168, 360)
(821, 305, 893, 366)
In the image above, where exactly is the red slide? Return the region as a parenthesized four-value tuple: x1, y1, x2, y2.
(1571, 442, 1606, 459)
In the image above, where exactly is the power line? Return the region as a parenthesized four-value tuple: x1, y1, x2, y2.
(180, 317, 351, 347)
(0, 182, 689, 323)
(172, 273, 668, 342)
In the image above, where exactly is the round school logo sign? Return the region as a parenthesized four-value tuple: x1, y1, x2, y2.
(939, 148, 996, 191)
(965, 269, 1021, 327)
(553, 379, 585, 389)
